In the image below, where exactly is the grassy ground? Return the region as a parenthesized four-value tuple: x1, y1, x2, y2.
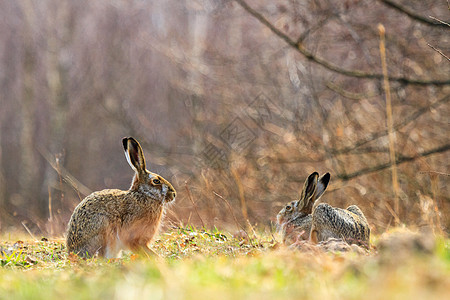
(0, 226, 449, 300)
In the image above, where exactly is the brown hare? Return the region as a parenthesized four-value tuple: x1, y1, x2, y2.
(66, 137, 176, 258)
(277, 172, 370, 248)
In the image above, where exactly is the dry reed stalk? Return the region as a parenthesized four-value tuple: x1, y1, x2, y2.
(420, 171, 447, 234)
(201, 170, 215, 223)
(184, 182, 205, 229)
(230, 167, 249, 221)
(213, 191, 254, 246)
(384, 201, 401, 226)
(379, 24, 400, 224)
(430, 174, 444, 235)
(48, 185, 54, 237)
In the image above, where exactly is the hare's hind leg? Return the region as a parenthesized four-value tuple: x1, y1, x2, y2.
(346, 205, 371, 248)
(66, 231, 105, 258)
(71, 236, 105, 258)
(311, 203, 341, 243)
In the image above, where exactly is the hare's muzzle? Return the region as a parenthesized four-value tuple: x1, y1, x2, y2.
(165, 186, 176, 202)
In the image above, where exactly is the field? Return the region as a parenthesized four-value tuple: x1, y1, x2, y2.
(0, 1, 448, 299)
(1, 227, 449, 300)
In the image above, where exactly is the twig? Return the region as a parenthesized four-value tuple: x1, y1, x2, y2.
(184, 182, 205, 229)
(234, 0, 450, 86)
(384, 202, 401, 225)
(326, 81, 378, 100)
(427, 43, 450, 62)
(429, 16, 450, 27)
(419, 171, 450, 177)
(213, 191, 254, 245)
(296, 15, 335, 44)
(37, 145, 92, 197)
(21, 222, 37, 241)
(378, 0, 448, 27)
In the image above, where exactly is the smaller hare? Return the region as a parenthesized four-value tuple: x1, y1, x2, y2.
(66, 137, 176, 258)
(277, 172, 370, 248)
(277, 172, 330, 244)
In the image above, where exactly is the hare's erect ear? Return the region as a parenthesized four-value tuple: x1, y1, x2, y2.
(315, 173, 330, 200)
(122, 137, 146, 173)
(298, 172, 318, 213)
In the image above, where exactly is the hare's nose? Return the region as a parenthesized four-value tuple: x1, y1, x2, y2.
(169, 186, 176, 197)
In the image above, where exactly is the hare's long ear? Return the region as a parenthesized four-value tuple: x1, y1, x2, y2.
(123, 137, 146, 173)
(315, 172, 330, 200)
(298, 172, 319, 213)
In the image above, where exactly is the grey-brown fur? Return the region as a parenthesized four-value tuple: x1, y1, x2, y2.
(311, 203, 370, 248)
(277, 172, 370, 248)
(66, 137, 176, 258)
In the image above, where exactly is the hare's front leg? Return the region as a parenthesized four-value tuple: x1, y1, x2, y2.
(128, 239, 160, 258)
(310, 224, 319, 244)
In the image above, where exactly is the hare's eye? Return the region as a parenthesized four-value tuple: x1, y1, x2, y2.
(152, 178, 161, 185)
(286, 205, 292, 211)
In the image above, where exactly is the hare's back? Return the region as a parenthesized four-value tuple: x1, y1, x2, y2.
(76, 189, 127, 213)
(315, 204, 367, 228)
(346, 205, 368, 222)
(67, 189, 127, 234)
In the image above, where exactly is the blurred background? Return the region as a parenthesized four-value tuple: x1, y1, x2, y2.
(0, 0, 448, 237)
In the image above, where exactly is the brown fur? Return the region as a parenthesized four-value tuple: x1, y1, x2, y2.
(66, 137, 176, 258)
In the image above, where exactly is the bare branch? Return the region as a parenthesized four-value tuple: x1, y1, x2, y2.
(336, 143, 450, 181)
(326, 81, 378, 100)
(234, 0, 450, 86)
(378, 0, 449, 27)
